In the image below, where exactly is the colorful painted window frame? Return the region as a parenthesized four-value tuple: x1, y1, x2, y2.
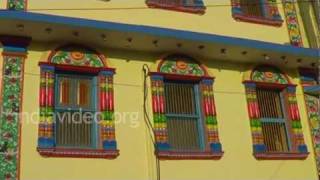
(7, 0, 27, 11)
(243, 65, 308, 160)
(37, 45, 119, 159)
(146, 0, 206, 14)
(150, 54, 223, 160)
(231, 0, 283, 26)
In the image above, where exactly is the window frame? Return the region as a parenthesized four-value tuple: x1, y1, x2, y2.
(37, 45, 118, 159)
(231, 0, 283, 26)
(243, 65, 309, 160)
(54, 73, 98, 149)
(150, 54, 223, 160)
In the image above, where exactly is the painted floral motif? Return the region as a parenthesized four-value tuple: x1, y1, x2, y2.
(7, 0, 26, 11)
(51, 47, 104, 67)
(159, 55, 205, 76)
(282, 0, 303, 47)
(251, 66, 288, 84)
(0, 56, 24, 180)
(305, 94, 320, 173)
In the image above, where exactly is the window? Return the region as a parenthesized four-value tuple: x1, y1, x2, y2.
(256, 88, 290, 152)
(146, 0, 206, 14)
(239, 0, 263, 17)
(231, 0, 283, 26)
(164, 81, 205, 151)
(150, 54, 223, 160)
(37, 45, 118, 159)
(244, 65, 308, 160)
(55, 74, 96, 148)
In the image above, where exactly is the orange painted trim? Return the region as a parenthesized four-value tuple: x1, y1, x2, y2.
(254, 152, 309, 160)
(37, 148, 119, 159)
(2, 51, 27, 58)
(156, 151, 223, 160)
(233, 14, 283, 27)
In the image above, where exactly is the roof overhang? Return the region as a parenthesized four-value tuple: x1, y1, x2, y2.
(0, 10, 319, 68)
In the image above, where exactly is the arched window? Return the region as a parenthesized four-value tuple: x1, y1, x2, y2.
(231, 0, 283, 26)
(146, 0, 206, 14)
(37, 45, 119, 159)
(243, 65, 308, 159)
(149, 54, 223, 160)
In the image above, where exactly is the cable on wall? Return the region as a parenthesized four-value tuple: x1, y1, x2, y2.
(142, 64, 161, 180)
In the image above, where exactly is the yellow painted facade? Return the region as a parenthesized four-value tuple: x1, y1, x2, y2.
(0, 0, 319, 180)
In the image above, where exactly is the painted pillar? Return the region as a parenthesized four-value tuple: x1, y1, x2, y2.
(201, 78, 222, 153)
(99, 70, 117, 150)
(0, 36, 30, 180)
(7, 0, 27, 11)
(282, 0, 304, 47)
(244, 82, 266, 153)
(37, 65, 55, 149)
(151, 75, 170, 151)
(286, 85, 308, 153)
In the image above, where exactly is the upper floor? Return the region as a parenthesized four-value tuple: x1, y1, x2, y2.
(0, 0, 319, 48)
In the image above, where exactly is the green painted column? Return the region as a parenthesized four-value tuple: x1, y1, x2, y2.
(0, 36, 30, 180)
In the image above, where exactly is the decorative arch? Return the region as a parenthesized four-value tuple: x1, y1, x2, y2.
(250, 65, 291, 84)
(48, 45, 107, 67)
(157, 54, 208, 77)
(150, 54, 222, 160)
(37, 45, 118, 159)
(243, 65, 308, 159)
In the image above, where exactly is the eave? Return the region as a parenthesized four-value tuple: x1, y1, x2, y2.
(0, 10, 319, 68)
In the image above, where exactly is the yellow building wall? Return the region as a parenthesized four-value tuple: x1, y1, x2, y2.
(0, 0, 297, 46)
(18, 42, 319, 180)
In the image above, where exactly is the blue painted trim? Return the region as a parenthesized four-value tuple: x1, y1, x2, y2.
(40, 64, 55, 71)
(99, 70, 114, 76)
(304, 85, 320, 95)
(194, 84, 205, 151)
(286, 86, 297, 93)
(260, 118, 286, 123)
(244, 82, 257, 88)
(0, 10, 318, 58)
(210, 143, 222, 153)
(38, 137, 55, 148)
(298, 144, 308, 153)
(253, 144, 266, 153)
(103, 140, 117, 150)
(201, 78, 214, 85)
(151, 75, 164, 81)
(155, 143, 170, 151)
(3, 46, 27, 53)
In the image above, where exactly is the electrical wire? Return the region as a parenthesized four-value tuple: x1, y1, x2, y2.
(23, 0, 318, 11)
(142, 64, 161, 180)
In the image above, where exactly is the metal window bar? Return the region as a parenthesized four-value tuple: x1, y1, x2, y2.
(240, 0, 264, 17)
(164, 81, 204, 152)
(256, 88, 290, 152)
(55, 74, 97, 148)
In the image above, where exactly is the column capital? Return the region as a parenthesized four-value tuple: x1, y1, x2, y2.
(0, 35, 31, 50)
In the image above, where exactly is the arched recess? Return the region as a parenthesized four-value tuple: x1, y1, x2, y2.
(37, 45, 118, 159)
(149, 54, 223, 160)
(243, 65, 308, 160)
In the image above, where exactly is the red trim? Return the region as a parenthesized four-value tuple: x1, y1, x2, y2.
(146, 2, 206, 15)
(38, 62, 116, 74)
(233, 14, 283, 27)
(2, 52, 27, 58)
(37, 148, 119, 159)
(254, 152, 309, 160)
(156, 151, 223, 160)
(149, 72, 213, 81)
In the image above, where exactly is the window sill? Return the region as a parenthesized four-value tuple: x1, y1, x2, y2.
(254, 152, 309, 160)
(156, 151, 223, 160)
(146, 2, 206, 15)
(233, 14, 283, 27)
(37, 148, 119, 159)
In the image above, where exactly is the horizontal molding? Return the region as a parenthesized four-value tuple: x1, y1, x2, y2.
(156, 151, 223, 160)
(37, 148, 119, 159)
